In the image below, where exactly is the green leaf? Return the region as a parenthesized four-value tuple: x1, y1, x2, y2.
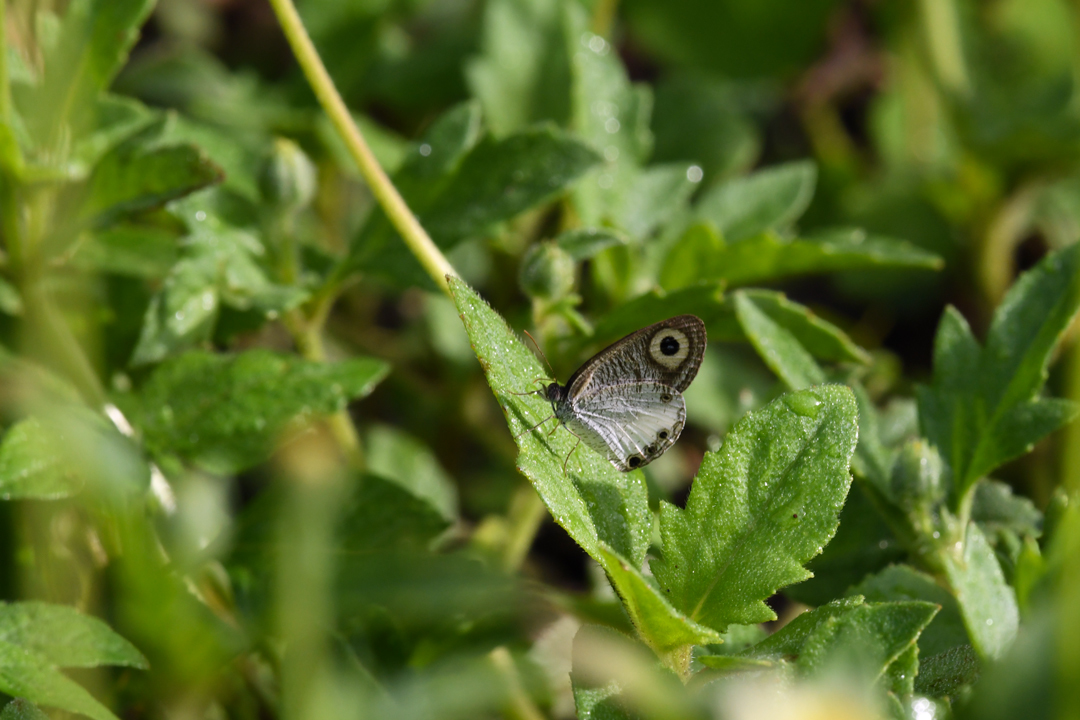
(74, 224, 181, 279)
(651, 74, 759, 182)
(572, 682, 632, 720)
(733, 291, 827, 389)
(0, 418, 83, 500)
(365, 424, 459, 522)
(850, 564, 967, 657)
(884, 644, 918, 697)
(129, 254, 220, 366)
(567, 3, 662, 233)
(659, 223, 723, 290)
(465, 0, 571, 136)
(425, 128, 601, 242)
(696, 654, 774, 672)
(746, 598, 938, 683)
(588, 286, 869, 366)
(555, 227, 629, 261)
(784, 483, 904, 607)
(449, 276, 651, 568)
(941, 523, 1019, 660)
(131, 196, 307, 366)
(596, 545, 720, 653)
(587, 283, 733, 345)
(617, 163, 700, 238)
(0, 699, 51, 720)
(416, 125, 600, 243)
(744, 290, 870, 364)
(69, 94, 157, 175)
(972, 479, 1042, 538)
(918, 245, 1080, 500)
(354, 117, 600, 290)
(340, 474, 453, 552)
(0, 410, 148, 501)
(695, 161, 816, 242)
(448, 277, 705, 649)
(0, 602, 147, 669)
(915, 644, 980, 698)
(742, 596, 865, 657)
(0, 639, 119, 720)
(851, 383, 900, 499)
(652, 385, 858, 632)
(662, 226, 944, 289)
(138, 350, 389, 474)
(80, 120, 223, 226)
(23, 0, 155, 145)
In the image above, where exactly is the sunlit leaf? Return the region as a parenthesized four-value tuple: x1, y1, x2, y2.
(653, 386, 858, 632)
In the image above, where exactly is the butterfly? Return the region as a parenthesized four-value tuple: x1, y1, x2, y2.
(520, 315, 706, 472)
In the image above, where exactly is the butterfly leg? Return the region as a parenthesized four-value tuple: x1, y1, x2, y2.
(562, 436, 581, 476)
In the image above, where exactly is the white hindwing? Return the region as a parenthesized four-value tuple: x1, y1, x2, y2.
(563, 381, 687, 471)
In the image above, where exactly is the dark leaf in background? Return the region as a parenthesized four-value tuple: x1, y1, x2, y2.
(353, 112, 600, 290)
(138, 350, 389, 474)
(623, 0, 840, 78)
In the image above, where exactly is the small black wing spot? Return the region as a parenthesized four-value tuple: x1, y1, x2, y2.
(627, 455, 642, 468)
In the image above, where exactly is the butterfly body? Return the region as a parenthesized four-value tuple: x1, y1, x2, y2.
(540, 315, 706, 472)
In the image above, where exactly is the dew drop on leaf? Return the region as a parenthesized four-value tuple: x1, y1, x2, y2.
(784, 393, 822, 418)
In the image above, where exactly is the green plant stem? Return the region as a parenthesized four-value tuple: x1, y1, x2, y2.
(489, 647, 545, 720)
(979, 186, 1037, 308)
(276, 430, 349, 720)
(590, 0, 620, 37)
(501, 487, 546, 572)
(0, 0, 10, 123)
(287, 309, 365, 469)
(917, 0, 971, 97)
(1064, 341, 1080, 496)
(266, 0, 458, 296)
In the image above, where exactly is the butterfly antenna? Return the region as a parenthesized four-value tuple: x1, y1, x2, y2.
(508, 387, 545, 397)
(523, 329, 555, 377)
(514, 414, 555, 440)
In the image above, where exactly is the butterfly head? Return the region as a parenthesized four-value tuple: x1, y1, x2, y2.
(544, 382, 565, 403)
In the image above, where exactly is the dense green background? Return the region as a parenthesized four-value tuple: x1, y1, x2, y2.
(1, 0, 1080, 718)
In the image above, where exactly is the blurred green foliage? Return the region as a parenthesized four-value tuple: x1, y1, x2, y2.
(1, 0, 1080, 718)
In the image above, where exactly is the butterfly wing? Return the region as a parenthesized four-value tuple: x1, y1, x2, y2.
(562, 381, 687, 471)
(565, 315, 706, 399)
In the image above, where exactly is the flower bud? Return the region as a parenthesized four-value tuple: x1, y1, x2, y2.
(519, 241, 575, 300)
(890, 439, 947, 510)
(258, 137, 317, 212)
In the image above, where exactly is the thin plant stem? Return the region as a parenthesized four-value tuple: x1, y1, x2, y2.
(489, 647, 546, 720)
(0, 0, 10, 123)
(266, 0, 457, 295)
(590, 0, 620, 37)
(501, 487, 546, 572)
(286, 309, 365, 469)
